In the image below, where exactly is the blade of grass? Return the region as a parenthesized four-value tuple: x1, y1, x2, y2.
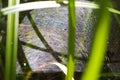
(81, 0, 111, 80)
(66, 0, 76, 80)
(5, 0, 19, 80)
(18, 39, 32, 73)
(108, 8, 120, 15)
(1, 1, 61, 15)
(1, 1, 120, 15)
(52, 62, 74, 80)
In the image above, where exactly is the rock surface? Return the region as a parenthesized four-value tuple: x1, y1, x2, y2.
(18, 7, 91, 72)
(17, 2, 120, 75)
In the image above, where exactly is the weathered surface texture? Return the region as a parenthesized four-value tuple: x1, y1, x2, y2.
(18, 5, 120, 75)
(18, 7, 91, 72)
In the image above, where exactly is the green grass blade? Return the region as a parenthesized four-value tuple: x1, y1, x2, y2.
(1, 1, 120, 15)
(108, 8, 120, 15)
(81, 0, 111, 80)
(5, 0, 19, 80)
(66, 0, 76, 80)
(53, 62, 74, 80)
(1, 1, 61, 15)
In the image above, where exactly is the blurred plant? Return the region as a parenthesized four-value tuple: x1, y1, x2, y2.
(5, 0, 20, 80)
(81, 0, 111, 80)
